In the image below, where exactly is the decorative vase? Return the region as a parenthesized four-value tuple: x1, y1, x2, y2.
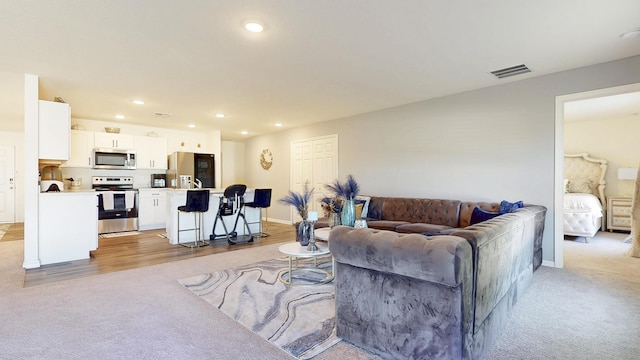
(329, 212, 341, 228)
(341, 198, 356, 227)
(296, 220, 312, 246)
(354, 217, 368, 228)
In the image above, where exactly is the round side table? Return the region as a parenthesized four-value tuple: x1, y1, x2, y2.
(278, 242, 334, 285)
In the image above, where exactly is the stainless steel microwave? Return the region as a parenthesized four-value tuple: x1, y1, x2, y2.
(93, 148, 136, 170)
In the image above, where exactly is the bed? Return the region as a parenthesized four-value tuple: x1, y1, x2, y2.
(563, 153, 608, 240)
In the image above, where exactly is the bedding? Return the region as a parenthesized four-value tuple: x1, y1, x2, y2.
(564, 193, 603, 215)
(563, 153, 608, 239)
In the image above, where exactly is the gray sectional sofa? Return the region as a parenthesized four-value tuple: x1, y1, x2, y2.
(328, 203, 547, 360)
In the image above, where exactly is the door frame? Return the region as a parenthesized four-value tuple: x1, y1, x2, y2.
(0, 144, 16, 223)
(553, 82, 640, 268)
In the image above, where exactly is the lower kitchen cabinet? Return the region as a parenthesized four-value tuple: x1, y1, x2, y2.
(139, 188, 167, 230)
(39, 192, 98, 265)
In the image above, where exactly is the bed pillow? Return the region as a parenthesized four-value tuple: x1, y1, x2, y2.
(470, 207, 501, 225)
(499, 200, 524, 214)
(568, 178, 594, 194)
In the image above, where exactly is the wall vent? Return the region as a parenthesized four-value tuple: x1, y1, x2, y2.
(153, 112, 171, 117)
(490, 64, 531, 79)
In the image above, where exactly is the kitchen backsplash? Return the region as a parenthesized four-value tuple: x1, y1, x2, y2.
(60, 167, 166, 190)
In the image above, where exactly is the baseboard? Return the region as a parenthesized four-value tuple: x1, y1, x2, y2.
(267, 218, 293, 225)
(541, 260, 556, 268)
(22, 259, 41, 269)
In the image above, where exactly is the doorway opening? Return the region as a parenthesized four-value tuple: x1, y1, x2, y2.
(554, 83, 640, 268)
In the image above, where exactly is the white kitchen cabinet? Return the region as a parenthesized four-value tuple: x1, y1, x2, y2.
(139, 188, 167, 230)
(135, 136, 168, 170)
(94, 132, 135, 149)
(61, 130, 94, 168)
(38, 100, 70, 160)
(39, 192, 98, 265)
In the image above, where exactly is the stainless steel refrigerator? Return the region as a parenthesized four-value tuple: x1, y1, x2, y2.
(167, 152, 215, 188)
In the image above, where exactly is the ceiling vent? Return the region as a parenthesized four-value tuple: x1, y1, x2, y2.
(153, 112, 171, 117)
(490, 64, 531, 79)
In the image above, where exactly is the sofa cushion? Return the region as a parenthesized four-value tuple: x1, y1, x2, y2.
(367, 220, 410, 231)
(395, 223, 453, 234)
(470, 207, 501, 225)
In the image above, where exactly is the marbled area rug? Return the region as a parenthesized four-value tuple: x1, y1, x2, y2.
(178, 257, 339, 359)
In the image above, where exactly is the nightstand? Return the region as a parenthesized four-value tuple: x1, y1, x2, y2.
(607, 196, 632, 232)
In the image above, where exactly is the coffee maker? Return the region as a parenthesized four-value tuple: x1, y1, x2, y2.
(150, 174, 167, 188)
(40, 165, 64, 192)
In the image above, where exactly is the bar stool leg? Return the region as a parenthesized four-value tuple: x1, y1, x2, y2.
(263, 207, 269, 236)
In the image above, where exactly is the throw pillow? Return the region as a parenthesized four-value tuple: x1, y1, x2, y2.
(568, 178, 593, 194)
(470, 207, 501, 225)
(354, 196, 371, 218)
(499, 200, 524, 214)
(564, 179, 570, 193)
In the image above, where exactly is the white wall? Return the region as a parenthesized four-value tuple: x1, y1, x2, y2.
(565, 114, 640, 197)
(244, 55, 640, 265)
(0, 131, 24, 222)
(221, 140, 245, 188)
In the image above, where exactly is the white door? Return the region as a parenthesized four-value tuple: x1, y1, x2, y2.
(0, 145, 16, 223)
(290, 135, 338, 220)
(312, 136, 338, 207)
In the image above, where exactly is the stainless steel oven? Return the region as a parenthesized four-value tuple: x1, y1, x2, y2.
(92, 176, 139, 234)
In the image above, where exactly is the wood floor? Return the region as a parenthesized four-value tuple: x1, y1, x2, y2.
(23, 222, 295, 287)
(0, 222, 24, 242)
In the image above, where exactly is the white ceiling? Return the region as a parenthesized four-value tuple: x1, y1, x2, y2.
(1, 1, 639, 140)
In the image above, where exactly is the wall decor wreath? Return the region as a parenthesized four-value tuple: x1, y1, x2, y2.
(260, 149, 273, 170)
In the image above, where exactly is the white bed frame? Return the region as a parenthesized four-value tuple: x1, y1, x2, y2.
(563, 153, 608, 239)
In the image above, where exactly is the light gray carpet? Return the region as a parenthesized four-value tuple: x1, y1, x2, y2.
(179, 257, 339, 359)
(0, 232, 637, 359)
(485, 232, 640, 360)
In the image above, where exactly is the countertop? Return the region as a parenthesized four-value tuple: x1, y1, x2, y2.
(39, 189, 97, 195)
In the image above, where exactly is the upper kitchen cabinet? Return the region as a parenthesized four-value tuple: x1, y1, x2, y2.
(61, 130, 94, 168)
(135, 135, 168, 170)
(94, 132, 134, 149)
(38, 100, 70, 161)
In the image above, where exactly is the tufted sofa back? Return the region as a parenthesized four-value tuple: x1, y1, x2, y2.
(458, 202, 500, 228)
(367, 196, 500, 229)
(368, 197, 462, 228)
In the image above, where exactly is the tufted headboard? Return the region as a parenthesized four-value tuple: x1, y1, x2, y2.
(564, 153, 608, 207)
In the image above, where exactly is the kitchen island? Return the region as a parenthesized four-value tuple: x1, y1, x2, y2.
(165, 188, 260, 245)
(38, 190, 98, 265)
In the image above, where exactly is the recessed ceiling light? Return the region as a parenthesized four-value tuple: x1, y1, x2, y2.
(216, 113, 225, 118)
(188, 124, 196, 128)
(132, 100, 144, 105)
(620, 28, 640, 39)
(241, 130, 248, 135)
(275, 123, 282, 127)
(245, 22, 264, 33)
(115, 114, 125, 119)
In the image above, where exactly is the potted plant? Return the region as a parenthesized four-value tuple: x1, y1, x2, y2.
(325, 175, 360, 227)
(279, 181, 315, 245)
(320, 196, 343, 228)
